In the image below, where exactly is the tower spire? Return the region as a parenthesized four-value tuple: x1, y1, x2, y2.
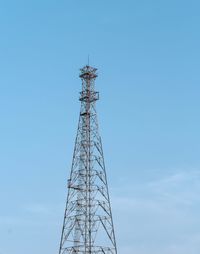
(58, 65, 117, 254)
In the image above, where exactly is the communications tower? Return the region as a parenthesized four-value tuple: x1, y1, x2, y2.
(58, 65, 117, 254)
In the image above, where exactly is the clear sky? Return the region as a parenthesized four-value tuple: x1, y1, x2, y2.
(0, 0, 200, 253)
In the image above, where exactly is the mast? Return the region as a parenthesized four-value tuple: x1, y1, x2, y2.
(59, 66, 117, 254)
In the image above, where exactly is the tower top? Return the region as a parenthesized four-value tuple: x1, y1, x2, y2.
(79, 65, 98, 79)
(79, 65, 99, 102)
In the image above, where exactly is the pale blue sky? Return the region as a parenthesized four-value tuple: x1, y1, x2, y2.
(0, 0, 200, 253)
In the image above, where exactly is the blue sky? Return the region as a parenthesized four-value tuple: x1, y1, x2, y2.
(0, 0, 200, 253)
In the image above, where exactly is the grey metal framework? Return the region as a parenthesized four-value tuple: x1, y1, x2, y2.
(58, 65, 117, 254)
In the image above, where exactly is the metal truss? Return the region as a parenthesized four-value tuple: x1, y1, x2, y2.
(59, 66, 117, 254)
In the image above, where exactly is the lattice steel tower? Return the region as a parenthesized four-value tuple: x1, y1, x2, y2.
(58, 65, 117, 254)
